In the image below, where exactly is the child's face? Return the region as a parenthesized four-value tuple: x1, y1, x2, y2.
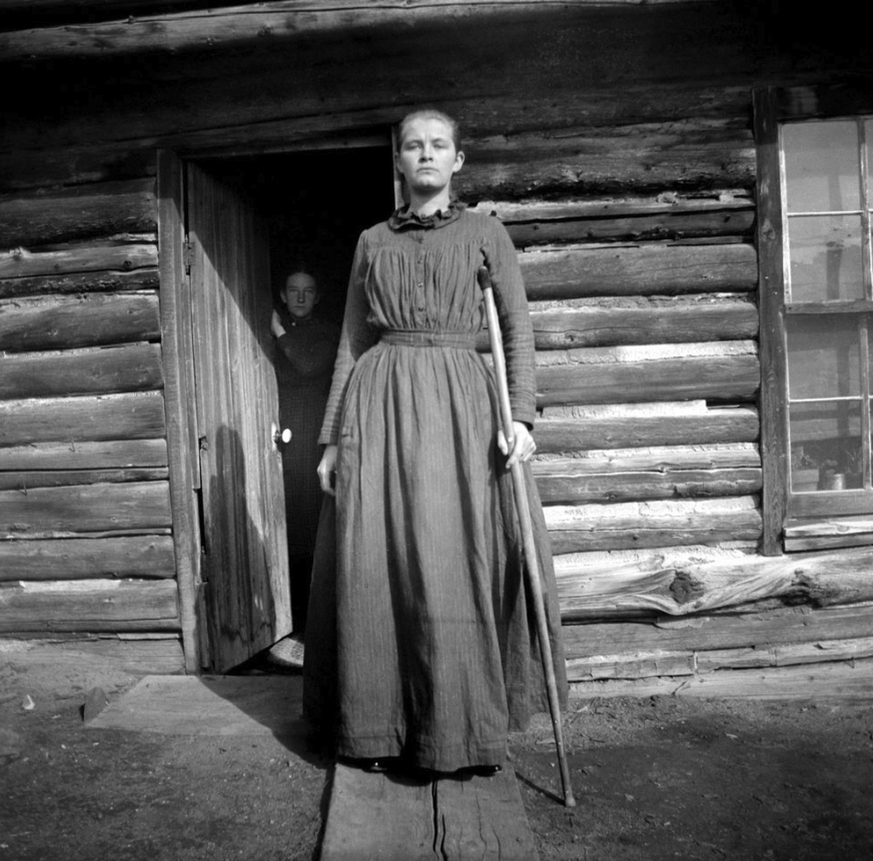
(283, 273, 319, 320)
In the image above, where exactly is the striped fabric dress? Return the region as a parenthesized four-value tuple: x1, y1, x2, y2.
(303, 203, 567, 773)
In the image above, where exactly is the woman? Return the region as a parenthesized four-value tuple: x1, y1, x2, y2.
(303, 108, 566, 776)
(270, 269, 339, 641)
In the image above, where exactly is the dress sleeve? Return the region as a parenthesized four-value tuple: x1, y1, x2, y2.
(318, 232, 378, 445)
(483, 218, 537, 427)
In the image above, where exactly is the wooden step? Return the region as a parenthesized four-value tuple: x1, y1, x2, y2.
(320, 762, 539, 860)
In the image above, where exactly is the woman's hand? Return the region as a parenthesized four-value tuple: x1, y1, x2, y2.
(317, 444, 338, 496)
(497, 421, 537, 469)
(270, 310, 285, 339)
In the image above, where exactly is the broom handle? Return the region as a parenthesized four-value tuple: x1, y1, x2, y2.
(477, 266, 576, 808)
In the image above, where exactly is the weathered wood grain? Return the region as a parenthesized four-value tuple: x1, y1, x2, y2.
(0, 178, 155, 248)
(0, 480, 171, 537)
(545, 496, 763, 554)
(0, 634, 185, 675)
(0, 268, 159, 300)
(534, 444, 762, 504)
(0, 439, 167, 470)
(0, 392, 166, 446)
(520, 242, 758, 300)
(0, 579, 180, 632)
(534, 407, 760, 453)
(529, 294, 758, 349)
(0, 243, 157, 279)
(535, 342, 759, 407)
(0, 343, 163, 400)
(0, 536, 175, 580)
(0, 293, 160, 352)
(0, 468, 168, 491)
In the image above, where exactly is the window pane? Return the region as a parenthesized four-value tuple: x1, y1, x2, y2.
(784, 121, 860, 213)
(786, 316, 861, 398)
(789, 402, 863, 491)
(786, 215, 864, 301)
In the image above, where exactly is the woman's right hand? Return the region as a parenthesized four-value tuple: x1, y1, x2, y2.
(318, 444, 338, 496)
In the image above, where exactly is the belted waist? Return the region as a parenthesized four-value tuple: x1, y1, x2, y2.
(380, 329, 478, 349)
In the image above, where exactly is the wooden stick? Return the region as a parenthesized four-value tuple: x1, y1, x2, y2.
(477, 265, 576, 808)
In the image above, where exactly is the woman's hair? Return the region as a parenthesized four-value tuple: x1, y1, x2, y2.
(396, 108, 462, 153)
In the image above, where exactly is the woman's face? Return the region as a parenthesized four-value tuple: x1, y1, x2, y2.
(396, 117, 464, 197)
(283, 273, 319, 320)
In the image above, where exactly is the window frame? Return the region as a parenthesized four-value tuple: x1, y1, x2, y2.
(754, 83, 873, 554)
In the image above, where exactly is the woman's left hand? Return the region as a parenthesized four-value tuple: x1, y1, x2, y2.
(497, 421, 537, 469)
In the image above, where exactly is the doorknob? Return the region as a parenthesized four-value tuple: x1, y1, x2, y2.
(272, 425, 292, 445)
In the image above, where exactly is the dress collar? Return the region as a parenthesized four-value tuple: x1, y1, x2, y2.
(388, 201, 466, 231)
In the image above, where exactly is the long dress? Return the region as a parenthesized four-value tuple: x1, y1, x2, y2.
(303, 203, 567, 773)
(274, 312, 339, 631)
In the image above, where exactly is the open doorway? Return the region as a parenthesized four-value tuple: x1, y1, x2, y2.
(173, 144, 394, 673)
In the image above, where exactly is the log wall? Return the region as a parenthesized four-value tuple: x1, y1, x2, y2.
(1, 0, 871, 689)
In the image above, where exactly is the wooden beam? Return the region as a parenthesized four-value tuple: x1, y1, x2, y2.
(535, 341, 759, 406)
(0, 439, 168, 470)
(0, 536, 176, 581)
(534, 406, 760, 453)
(0, 480, 172, 537)
(0, 178, 155, 248)
(0, 392, 167, 446)
(521, 242, 758, 300)
(0, 579, 180, 632)
(0, 293, 160, 352)
(0, 343, 163, 400)
(0, 468, 168, 491)
(0, 268, 159, 300)
(0, 243, 157, 279)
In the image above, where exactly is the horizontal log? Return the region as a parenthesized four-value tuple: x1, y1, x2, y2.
(0, 439, 167, 470)
(0, 634, 185, 675)
(0, 392, 167, 446)
(0, 268, 159, 300)
(0, 243, 157, 279)
(529, 294, 758, 349)
(561, 602, 873, 658)
(0, 468, 168, 491)
(567, 650, 695, 681)
(0, 480, 171, 537)
(546, 495, 762, 554)
(0, 579, 180, 633)
(784, 516, 873, 552)
(0, 343, 163, 400)
(0, 292, 160, 352)
(534, 406, 759, 453)
(534, 444, 761, 504)
(555, 545, 873, 620)
(0, 536, 175, 580)
(567, 656, 873, 700)
(0, 178, 155, 248)
(520, 242, 757, 300)
(535, 341, 759, 407)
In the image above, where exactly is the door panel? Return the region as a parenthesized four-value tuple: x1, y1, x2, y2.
(187, 163, 292, 672)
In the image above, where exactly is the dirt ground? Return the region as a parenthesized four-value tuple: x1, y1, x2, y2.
(2, 657, 872, 861)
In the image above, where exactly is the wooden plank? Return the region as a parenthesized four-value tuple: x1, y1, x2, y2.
(534, 406, 760, 453)
(697, 637, 873, 672)
(0, 392, 167, 446)
(520, 242, 757, 300)
(567, 657, 873, 700)
(560, 603, 873, 658)
(0, 468, 168, 490)
(0, 439, 167, 470)
(0, 267, 159, 300)
(0, 292, 160, 352)
(0, 536, 175, 581)
(322, 763, 538, 861)
(529, 294, 758, 349)
(0, 243, 157, 279)
(535, 342, 759, 407)
(0, 635, 185, 675)
(545, 496, 762, 554)
(0, 343, 163, 400)
(0, 579, 180, 633)
(0, 178, 155, 248)
(0, 480, 171, 537)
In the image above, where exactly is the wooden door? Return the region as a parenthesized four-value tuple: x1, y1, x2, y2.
(187, 163, 292, 672)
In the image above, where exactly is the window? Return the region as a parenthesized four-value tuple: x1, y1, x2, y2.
(755, 87, 873, 553)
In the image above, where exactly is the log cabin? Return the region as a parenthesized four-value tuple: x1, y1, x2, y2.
(1, 0, 872, 699)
